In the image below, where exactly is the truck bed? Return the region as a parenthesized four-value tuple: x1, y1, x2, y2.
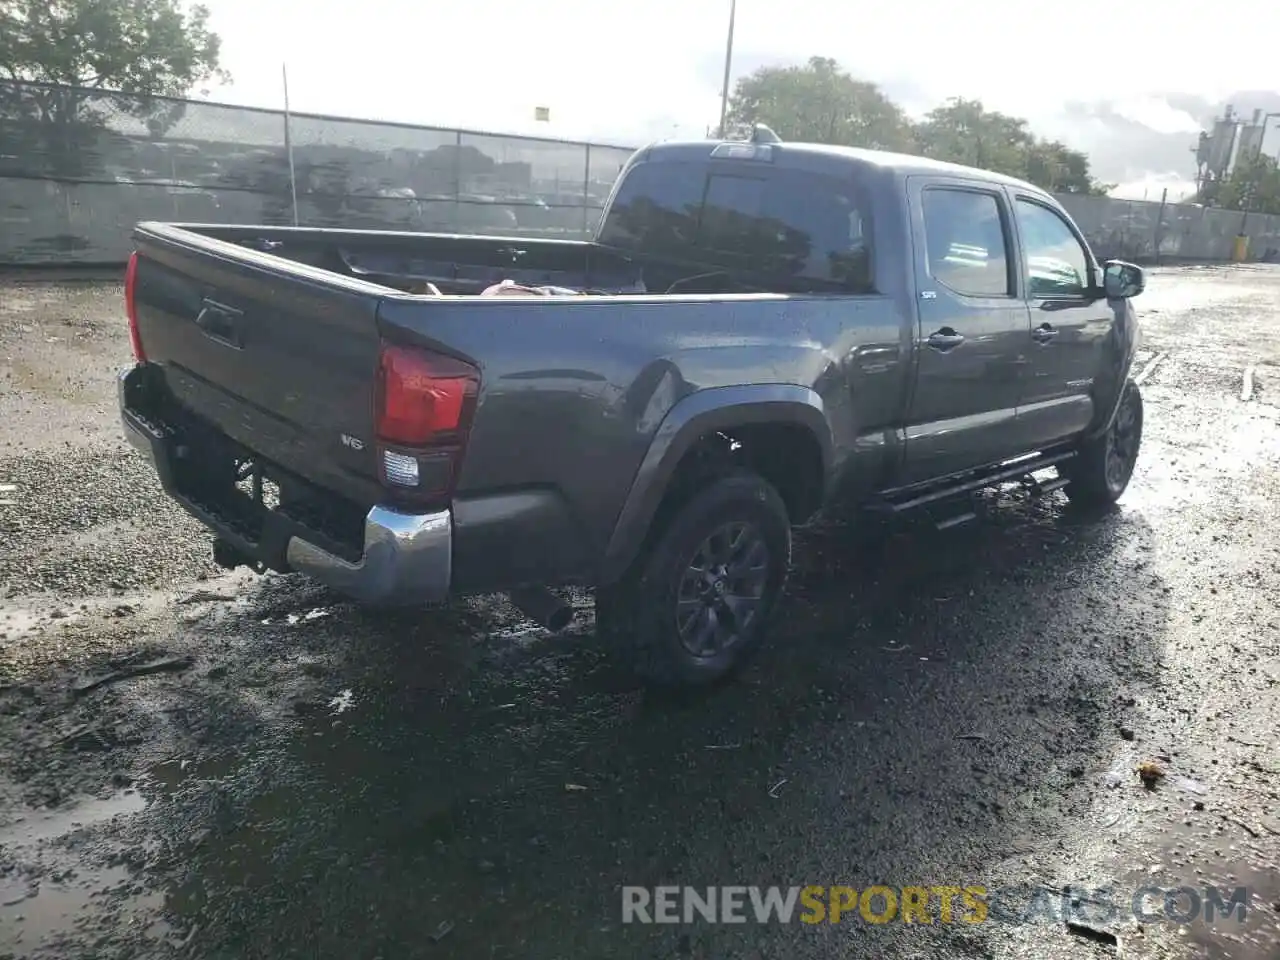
(184, 222, 760, 298)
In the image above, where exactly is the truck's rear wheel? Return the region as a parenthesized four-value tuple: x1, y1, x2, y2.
(595, 471, 791, 689)
(1062, 379, 1144, 508)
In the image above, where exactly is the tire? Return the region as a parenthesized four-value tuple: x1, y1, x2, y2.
(1062, 379, 1144, 507)
(595, 470, 791, 689)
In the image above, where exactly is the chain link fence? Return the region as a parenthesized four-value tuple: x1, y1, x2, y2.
(4, 79, 1280, 267)
(0, 80, 635, 265)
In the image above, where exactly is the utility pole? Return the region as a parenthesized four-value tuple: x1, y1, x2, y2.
(282, 63, 300, 227)
(717, 0, 737, 139)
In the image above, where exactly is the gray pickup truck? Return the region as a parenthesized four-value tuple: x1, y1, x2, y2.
(119, 129, 1146, 687)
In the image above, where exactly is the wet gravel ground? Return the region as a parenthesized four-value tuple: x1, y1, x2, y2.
(1, 266, 1278, 960)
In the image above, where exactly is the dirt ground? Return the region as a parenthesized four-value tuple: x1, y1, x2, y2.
(0, 267, 1278, 960)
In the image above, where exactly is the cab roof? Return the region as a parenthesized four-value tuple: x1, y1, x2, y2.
(632, 139, 1048, 197)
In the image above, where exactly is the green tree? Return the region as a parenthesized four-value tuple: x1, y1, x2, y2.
(914, 97, 1108, 194)
(1024, 140, 1111, 195)
(0, 0, 227, 166)
(726, 56, 915, 152)
(723, 59, 1107, 196)
(915, 98, 1033, 175)
(1215, 153, 1280, 214)
(0, 0, 225, 95)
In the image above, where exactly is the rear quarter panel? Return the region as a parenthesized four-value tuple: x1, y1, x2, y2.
(376, 291, 909, 574)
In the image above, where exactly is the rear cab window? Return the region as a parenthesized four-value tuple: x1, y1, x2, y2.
(598, 159, 874, 294)
(597, 162, 706, 259)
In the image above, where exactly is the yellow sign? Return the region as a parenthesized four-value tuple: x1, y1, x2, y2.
(534, 106, 550, 122)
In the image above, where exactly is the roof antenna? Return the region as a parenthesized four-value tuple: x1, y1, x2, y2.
(751, 123, 782, 144)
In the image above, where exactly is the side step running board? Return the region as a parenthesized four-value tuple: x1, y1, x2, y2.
(880, 451, 1076, 514)
(1023, 474, 1070, 498)
(930, 471, 1071, 530)
(935, 511, 977, 531)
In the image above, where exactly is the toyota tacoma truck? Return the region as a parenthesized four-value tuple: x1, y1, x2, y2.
(119, 128, 1146, 688)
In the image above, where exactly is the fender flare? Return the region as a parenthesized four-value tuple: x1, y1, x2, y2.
(599, 384, 831, 583)
(1084, 300, 1143, 442)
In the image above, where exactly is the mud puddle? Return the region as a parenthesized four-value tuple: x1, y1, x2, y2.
(0, 791, 146, 848)
(0, 789, 157, 956)
(0, 863, 164, 955)
(1114, 818, 1280, 960)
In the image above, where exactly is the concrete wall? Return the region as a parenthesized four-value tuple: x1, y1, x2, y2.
(1057, 193, 1280, 264)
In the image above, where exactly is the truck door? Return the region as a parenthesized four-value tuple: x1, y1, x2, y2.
(1007, 194, 1116, 449)
(901, 177, 1032, 484)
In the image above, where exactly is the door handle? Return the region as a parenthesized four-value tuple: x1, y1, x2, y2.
(194, 299, 245, 349)
(1032, 323, 1058, 344)
(926, 328, 965, 351)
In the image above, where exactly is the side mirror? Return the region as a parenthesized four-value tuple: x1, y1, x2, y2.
(1103, 260, 1145, 299)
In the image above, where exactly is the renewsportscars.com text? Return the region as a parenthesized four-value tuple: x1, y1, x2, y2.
(621, 884, 1250, 926)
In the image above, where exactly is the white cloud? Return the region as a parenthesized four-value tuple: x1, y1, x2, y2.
(1109, 97, 1204, 136)
(201, 0, 729, 143)
(199, 0, 1278, 139)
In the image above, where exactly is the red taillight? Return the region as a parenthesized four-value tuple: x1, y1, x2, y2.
(376, 344, 478, 445)
(124, 251, 146, 363)
(374, 343, 479, 499)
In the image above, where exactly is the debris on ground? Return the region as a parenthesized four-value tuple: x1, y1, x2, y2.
(1227, 816, 1261, 839)
(176, 590, 236, 605)
(1136, 760, 1165, 789)
(47, 723, 113, 751)
(1065, 921, 1119, 948)
(72, 655, 194, 696)
(286, 608, 330, 625)
(327, 689, 355, 715)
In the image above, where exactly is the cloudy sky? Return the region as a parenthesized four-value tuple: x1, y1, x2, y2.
(200, 0, 1280, 198)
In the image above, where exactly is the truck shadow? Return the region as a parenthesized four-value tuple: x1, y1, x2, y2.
(137, 489, 1169, 958)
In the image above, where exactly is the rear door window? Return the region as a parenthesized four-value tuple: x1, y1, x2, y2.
(920, 188, 1013, 298)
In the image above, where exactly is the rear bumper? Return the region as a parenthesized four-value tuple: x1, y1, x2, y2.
(284, 506, 451, 604)
(119, 367, 451, 605)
